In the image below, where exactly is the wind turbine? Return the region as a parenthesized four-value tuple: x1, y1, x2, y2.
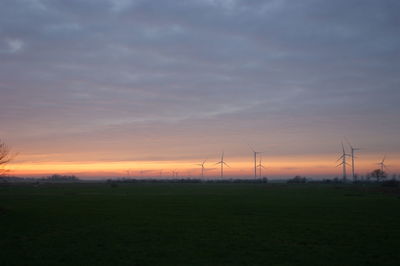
(215, 151, 230, 178)
(257, 155, 267, 178)
(126, 169, 132, 178)
(345, 138, 361, 181)
(336, 142, 351, 181)
(377, 156, 388, 172)
(248, 145, 264, 179)
(195, 159, 207, 178)
(171, 170, 177, 178)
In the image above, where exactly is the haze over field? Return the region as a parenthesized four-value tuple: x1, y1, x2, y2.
(1, 0, 399, 178)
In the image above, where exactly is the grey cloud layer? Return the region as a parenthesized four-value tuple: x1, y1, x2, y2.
(1, 0, 399, 160)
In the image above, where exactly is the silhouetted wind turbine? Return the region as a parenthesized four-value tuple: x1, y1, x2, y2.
(215, 151, 230, 178)
(195, 159, 207, 178)
(336, 142, 351, 181)
(126, 169, 132, 178)
(377, 156, 388, 172)
(248, 145, 264, 179)
(257, 155, 267, 178)
(345, 138, 361, 181)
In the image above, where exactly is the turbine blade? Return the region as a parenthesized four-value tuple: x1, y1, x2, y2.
(247, 144, 255, 152)
(336, 155, 344, 162)
(344, 137, 353, 149)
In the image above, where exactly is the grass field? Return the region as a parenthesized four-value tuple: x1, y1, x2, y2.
(1, 183, 400, 265)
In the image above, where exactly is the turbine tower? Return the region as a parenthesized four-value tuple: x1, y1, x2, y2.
(345, 138, 361, 181)
(336, 142, 351, 181)
(215, 151, 230, 178)
(126, 169, 132, 178)
(377, 156, 388, 172)
(257, 155, 267, 178)
(195, 159, 207, 178)
(249, 145, 264, 179)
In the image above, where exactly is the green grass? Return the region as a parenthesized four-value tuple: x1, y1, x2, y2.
(1, 183, 399, 265)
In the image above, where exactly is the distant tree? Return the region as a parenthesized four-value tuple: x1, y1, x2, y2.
(370, 169, 387, 182)
(0, 139, 12, 176)
(45, 174, 79, 182)
(287, 176, 307, 184)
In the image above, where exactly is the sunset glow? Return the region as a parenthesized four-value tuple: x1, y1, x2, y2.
(1, 0, 399, 179)
(9, 154, 400, 178)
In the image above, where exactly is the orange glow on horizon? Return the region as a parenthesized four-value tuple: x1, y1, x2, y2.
(8, 154, 400, 178)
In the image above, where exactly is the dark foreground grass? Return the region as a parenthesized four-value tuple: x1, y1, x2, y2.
(1, 183, 399, 266)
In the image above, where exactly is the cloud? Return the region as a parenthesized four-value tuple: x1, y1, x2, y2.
(0, 38, 24, 54)
(0, 0, 399, 166)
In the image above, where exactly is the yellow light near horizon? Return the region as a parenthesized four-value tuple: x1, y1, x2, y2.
(8, 153, 399, 178)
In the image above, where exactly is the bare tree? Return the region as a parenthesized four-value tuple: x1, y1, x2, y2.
(370, 169, 387, 182)
(0, 140, 12, 176)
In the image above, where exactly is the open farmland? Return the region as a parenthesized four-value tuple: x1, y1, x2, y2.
(1, 183, 400, 266)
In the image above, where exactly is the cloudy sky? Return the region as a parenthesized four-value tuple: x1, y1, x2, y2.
(1, 0, 399, 178)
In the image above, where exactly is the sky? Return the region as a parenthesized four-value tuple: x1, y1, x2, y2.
(1, 0, 399, 179)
